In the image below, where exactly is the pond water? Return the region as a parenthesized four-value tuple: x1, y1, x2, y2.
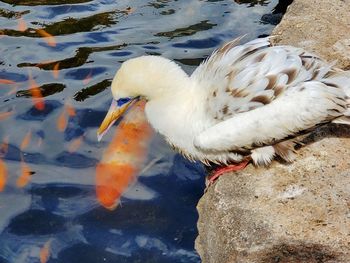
(0, 0, 283, 262)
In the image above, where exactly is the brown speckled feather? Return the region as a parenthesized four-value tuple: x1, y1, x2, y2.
(192, 37, 340, 123)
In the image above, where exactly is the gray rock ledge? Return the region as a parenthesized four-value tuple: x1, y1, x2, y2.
(195, 0, 350, 262)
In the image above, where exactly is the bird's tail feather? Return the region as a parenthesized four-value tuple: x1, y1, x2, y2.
(327, 70, 350, 125)
(332, 115, 350, 125)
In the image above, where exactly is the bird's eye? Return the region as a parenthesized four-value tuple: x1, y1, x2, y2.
(116, 97, 131, 106)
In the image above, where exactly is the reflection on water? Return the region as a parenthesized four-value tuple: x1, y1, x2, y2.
(0, 0, 284, 262)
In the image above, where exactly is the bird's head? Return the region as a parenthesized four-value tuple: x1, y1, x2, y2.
(97, 55, 186, 141)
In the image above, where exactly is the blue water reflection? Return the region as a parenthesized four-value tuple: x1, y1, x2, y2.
(0, 0, 280, 262)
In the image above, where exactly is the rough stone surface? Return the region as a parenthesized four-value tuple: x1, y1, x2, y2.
(271, 0, 350, 70)
(195, 1, 350, 262)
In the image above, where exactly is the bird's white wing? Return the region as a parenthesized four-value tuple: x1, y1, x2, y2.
(191, 37, 348, 152)
(191, 37, 335, 122)
(194, 81, 347, 152)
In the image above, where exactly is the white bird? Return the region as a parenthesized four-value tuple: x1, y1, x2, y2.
(97, 37, 350, 180)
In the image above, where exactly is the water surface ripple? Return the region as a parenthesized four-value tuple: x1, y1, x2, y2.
(0, 0, 280, 262)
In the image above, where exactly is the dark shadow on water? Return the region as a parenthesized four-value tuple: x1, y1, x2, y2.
(16, 100, 61, 121)
(234, 0, 270, 7)
(260, 0, 293, 25)
(73, 79, 112, 102)
(155, 20, 217, 39)
(0, 0, 92, 6)
(16, 83, 66, 98)
(173, 37, 221, 49)
(18, 44, 128, 70)
(52, 243, 176, 263)
(8, 209, 66, 235)
(0, 8, 29, 19)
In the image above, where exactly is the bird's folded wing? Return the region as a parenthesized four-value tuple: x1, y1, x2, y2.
(191, 36, 334, 123)
(194, 81, 346, 152)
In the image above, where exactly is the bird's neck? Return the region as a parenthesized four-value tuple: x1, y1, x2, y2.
(144, 72, 208, 153)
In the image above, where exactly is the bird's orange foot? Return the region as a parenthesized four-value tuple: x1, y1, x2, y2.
(205, 158, 251, 191)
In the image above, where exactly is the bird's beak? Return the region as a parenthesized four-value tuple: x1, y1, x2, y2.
(97, 97, 136, 141)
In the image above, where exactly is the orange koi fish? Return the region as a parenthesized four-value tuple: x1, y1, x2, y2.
(52, 62, 60, 79)
(0, 159, 7, 191)
(67, 136, 83, 153)
(28, 75, 45, 111)
(82, 70, 92, 85)
(57, 109, 67, 132)
(0, 111, 13, 121)
(0, 136, 9, 155)
(57, 102, 77, 132)
(96, 101, 153, 209)
(40, 240, 51, 263)
(20, 130, 32, 150)
(18, 18, 27, 32)
(0, 79, 16, 85)
(65, 101, 76, 117)
(36, 29, 56, 47)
